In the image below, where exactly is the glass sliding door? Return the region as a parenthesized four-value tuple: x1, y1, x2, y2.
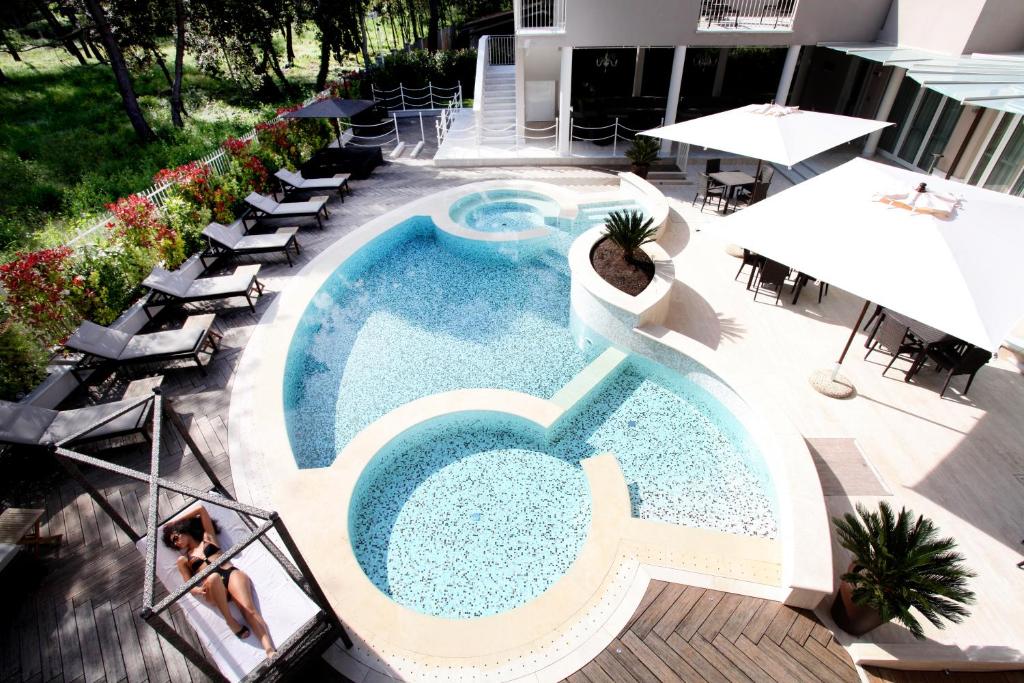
(969, 113, 1011, 185)
(918, 100, 961, 172)
(898, 90, 942, 166)
(878, 78, 919, 153)
(982, 119, 1024, 193)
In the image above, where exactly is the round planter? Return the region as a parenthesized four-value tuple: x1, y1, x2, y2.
(830, 566, 886, 636)
(630, 163, 650, 179)
(590, 237, 654, 297)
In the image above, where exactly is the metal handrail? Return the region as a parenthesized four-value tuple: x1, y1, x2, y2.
(697, 0, 799, 30)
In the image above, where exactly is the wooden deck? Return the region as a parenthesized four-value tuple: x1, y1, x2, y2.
(3, 131, 1024, 682)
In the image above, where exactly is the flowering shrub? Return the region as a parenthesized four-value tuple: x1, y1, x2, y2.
(107, 194, 184, 267)
(0, 246, 82, 343)
(153, 162, 211, 206)
(0, 306, 50, 401)
(71, 242, 155, 325)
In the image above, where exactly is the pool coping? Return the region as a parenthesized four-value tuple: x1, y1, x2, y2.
(227, 176, 829, 680)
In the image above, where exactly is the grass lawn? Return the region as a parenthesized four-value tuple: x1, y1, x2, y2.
(0, 32, 331, 255)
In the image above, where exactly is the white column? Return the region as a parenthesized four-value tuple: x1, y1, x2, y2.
(557, 46, 573, 155)
(515, 41, 526, 145)
(790, 45, 814, 106)
(632, 47, 646, 97)
(863, 66, 906, 157)
(834, 57, 861, 114)
(661, 46, 686, 155)
(775, 45, 801, 105)
(711, 47, 729, 98)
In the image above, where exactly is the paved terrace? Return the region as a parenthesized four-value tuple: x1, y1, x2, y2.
(2, 137, 1023, 681)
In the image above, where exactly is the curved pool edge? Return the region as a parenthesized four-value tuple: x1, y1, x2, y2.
(227, 175, 830, 680)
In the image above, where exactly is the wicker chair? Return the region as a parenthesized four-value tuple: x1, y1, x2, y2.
(751, 258, 789, 304)
(911, 345, 991, 397)
(693, 173, 728, 212)
(864, 315, 924, 376)
(734, 249, 765, 290)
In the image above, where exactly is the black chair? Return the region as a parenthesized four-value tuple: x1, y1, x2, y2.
(912, 345, 991, 397)
(735, 181, 769, 209)
(693, 173, 727, 212)
(735, 249, 765, 289)
(864, 316, 924, 376)
(705, 158, 721, 175)
(752, 258, 789, 304)
(790, 271, 829, 304)
(862, 304, 885, 347)
(738, 166, 774, 202)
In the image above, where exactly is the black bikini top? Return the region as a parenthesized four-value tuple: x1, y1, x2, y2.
(187, 541, 221, 574)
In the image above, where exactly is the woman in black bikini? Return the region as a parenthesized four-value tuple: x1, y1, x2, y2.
(162, 505, 276, 657)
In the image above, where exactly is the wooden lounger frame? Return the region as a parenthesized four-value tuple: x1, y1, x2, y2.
(49, 391, 353, 682)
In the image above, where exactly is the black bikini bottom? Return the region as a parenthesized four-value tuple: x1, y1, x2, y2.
(212, 566, 238, 600)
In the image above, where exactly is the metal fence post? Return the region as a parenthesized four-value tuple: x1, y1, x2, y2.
(419, 111, 426, 143)
(393, 113, 401, 144)
(569, 116, 573, 156)
(371, 84, 377, 102)
(428, 81, 434, 109)
(613, 117, 619, 157)
(399, 84, 406, 110)
(457, 81, 463, 107)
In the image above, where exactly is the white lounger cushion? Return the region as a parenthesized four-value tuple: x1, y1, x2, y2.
(245, 192, 326, 215)
(119, 327, 206, 360)
(0, 398, 150, 446)
(275, 169, 346, 189)
(203, 222, 244, 249)
(138, 502, 320, 683)
(66, 321, 133, 359)
(143, 267, 192, 298)
(145, 264, 260, 299)
(237, 230, 297, 250)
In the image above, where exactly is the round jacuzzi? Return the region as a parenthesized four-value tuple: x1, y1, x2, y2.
(448, 189, 560, 233)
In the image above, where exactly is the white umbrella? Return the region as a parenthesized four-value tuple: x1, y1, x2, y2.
(641, 103, 892, 169)
(722, 158, 1024, 394)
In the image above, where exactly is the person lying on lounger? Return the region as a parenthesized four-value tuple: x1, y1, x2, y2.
(162, 505, 277, 657)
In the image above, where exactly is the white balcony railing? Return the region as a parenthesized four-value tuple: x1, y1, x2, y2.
(515, 0, 566, 31)
(487, 35, 515, 66)
(698, 0, 799, 31)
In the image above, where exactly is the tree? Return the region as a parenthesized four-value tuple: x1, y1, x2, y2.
(171, 0, 186, 127)
(34, 0, 87, 64)
(426, 0, 439, 51)
(300, 0, 363, 90)
(81, 0, 156, 141)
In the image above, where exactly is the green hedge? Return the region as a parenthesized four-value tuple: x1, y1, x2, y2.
(366, 49, 478, 99)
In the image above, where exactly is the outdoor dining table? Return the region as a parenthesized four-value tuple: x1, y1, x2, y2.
(710, 171, 756, 213)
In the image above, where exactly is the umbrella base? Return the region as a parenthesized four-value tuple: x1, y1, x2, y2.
(809, 369, 857, 399)
(725, 243, 744, 258)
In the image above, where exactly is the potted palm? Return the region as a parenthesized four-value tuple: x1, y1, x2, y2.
(625, 136, 660, 178)
(590, 209, 657, 295)
(831, 502, 975, 638)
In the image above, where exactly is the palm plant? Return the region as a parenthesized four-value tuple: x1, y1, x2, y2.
(831, 502, 975, 639)
(603, 210, 657, 262)
(625, 136, 660, 166)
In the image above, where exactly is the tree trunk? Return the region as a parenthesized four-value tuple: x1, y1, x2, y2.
(315, 26, 332, 91)
(284, 18, 295, 65)
(1, 32, 21, 61)
(406, 0, 420, 41)
(170, 0, 186, 127)
(81, 0, 156, 142)
(35, 0, 86, 65)
(151, 45, 173, 87)
(426, 0, 440, 52)
(85, 33, 106, 63)
(57, 6, 91, 58)
(264, 39, 290, 87)
(0, 64, 7, 84)
(357, 3, 372, 69)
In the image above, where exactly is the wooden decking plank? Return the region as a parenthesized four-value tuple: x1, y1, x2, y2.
(170, 605, 211, 683)
(653, 586, 705, 640)
(643, 632, 711, 683)
(676, 590, 725, 641)
(58, 484, 84, 548)
(825, 632, 855, 665)
(660, 632, 733, 683)
(122, 491, 146, 538)
(803, 634, 857, 678)
(93, 601, 128, 683)
(195, 416, 226, 456)
(592, 650, 641, 683)
(54, 599, 84, 683)
(19, 594, 44, 682)
(129, 598, 170, 683)
(1, 609, 20, 682)
(697, 592, 744, 641)
(685, 635, 756, 683)
(807, 620, 833, 647)
(43, 490, 67, 546)
(622, 581, 668, 634)
(573, 661, 615, 683)
(621, 631, 686, 683)
(111, 602, 147, 683)
(718, 596, 763, 644)
(710, 635, 775, 683)
(781, 635, 855, 683)
(72, 600, 107, 683)
(89, 492, 122, 549)
(153, 612, 194, 683)
(35, 598, 63, 683)
(749, 632, 818, 683)
(73, 490, 102, 549)
(104, 489, 133, 547)
(763, 605, 800, 645)
(785, 608, 816, 646)
(565, 671, 591, 683)
(606, 638, 658, 683)
(632, 583, 687, 639)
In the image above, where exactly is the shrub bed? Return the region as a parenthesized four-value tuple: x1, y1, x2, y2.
(0, 104, 333, 400)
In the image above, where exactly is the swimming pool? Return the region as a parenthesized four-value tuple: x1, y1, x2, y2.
(448, 189, 561, 233)
(283, 191, 778, 619)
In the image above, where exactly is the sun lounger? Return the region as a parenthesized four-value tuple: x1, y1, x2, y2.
(243, 192, 329, 230)
(63, 315, 220, 378)
(139, 501, 320, 683)
(143, 260, 263, 317)
(274, 169, 350, 201)
(201, 221, 300, 268)
(0, 394, 153, 449)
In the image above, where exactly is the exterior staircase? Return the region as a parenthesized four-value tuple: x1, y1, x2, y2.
(480, 64, 517, 145)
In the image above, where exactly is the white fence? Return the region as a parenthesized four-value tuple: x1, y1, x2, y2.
(66, 88, 331, 247)
(568, 117, 663, 157)
(698, 0, 799, 30)
(370, 82, 464, 112)
(486, 35, 515, 66)
(516, 0, 566, 31)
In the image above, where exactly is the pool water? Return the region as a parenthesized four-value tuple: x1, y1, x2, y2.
(449, 189, 560, 233)
(285, 196, 777, 619)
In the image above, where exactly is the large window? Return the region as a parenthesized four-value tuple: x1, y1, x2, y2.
(919, 100, 961, 170)
(983, 119, 1024, 194)
(878, 78, 918, 153)
(898, 89, 942, 165)
(969, 113, 1012, 185)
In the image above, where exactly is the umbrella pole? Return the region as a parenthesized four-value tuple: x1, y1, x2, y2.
(335, 118, 342, 148)
(754, 158, 763, 182)
(809, 299, 870, 399)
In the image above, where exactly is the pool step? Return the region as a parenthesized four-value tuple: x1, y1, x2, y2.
(550, 346, 627, 415)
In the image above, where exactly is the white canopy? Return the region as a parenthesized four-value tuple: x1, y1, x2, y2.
(641, 103, 892, 167)
(721, 158, 1024, 351)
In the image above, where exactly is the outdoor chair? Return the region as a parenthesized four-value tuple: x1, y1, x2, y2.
(0, 377, 159, 449)
(862, 304, 886, 346)
(751, 258, 790, 304)
(738, 167, 774, 201)
(693, 173, 727, 212)
(735, 181, 769, 209)
(909, 345, 991, 398)
(734, 248, 765, 290)
(243, 192, 329, 231)
(705, 158, 722, 178)
(301, 146, 383, 180)
(201, 221, 300, 268)
(864, 316, 924, 376)
(61, 315, 220, 379)
(274, 169, 351, 201)
(143, 259, 264, 318)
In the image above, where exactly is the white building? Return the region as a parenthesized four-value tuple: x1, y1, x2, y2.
(439, 0, 1024, 196)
